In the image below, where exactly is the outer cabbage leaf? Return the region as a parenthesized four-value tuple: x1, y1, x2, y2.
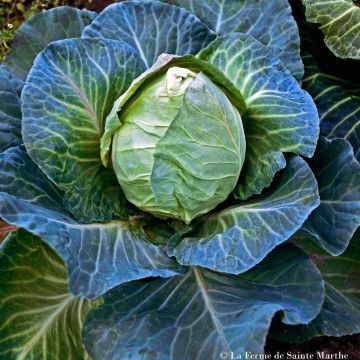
(198, 33, 319, 200)
(83, 244, 324, 360)
(82, 0, 215, 69)
(0, 67, 22, 153)
(0, 230, 101, 360)
(289, 0, 360, 162)
(301, 137, 360, 255)
(2, 6, 97, 81)
(168, 156, 319, 274)
(302, 52, 360, 161)
(0, 146, 65, 213)
(272, 230, 360, 342)
(22, 38, 146, 223)
(160, 0, 303, 80)
(302, 0, 360, 59)
(0, 147, 183, 299)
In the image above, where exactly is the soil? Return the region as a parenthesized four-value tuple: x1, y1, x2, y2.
(266, 334, 360, 359)
(82, 0, 115, 11)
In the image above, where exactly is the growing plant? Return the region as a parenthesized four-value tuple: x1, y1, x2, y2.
(0, 0, 359, 359)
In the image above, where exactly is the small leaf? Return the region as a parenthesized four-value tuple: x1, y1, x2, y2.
(83, 244, 324, 359)
(82, 1, 215, 69)
(0, 67, 22, 153)
(272, 230, 360, 342)
(168, 155, 319, 274)
(0, 147, 184, 299)
(15, 3, 25, 12)
(302, 137, 360, 255)
(199, 33, 319, 200)
(22, 38, 146, 222)
(3, 6, 97, 81)
(302, 0, 360, 59)
(161, 0, 304, 80)
(0, 230, 101, 360)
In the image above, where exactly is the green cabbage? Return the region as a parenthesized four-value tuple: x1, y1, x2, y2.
(112, 67, 246, 223)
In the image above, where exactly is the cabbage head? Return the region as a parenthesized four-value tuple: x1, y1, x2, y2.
(111, 66, 245, 223)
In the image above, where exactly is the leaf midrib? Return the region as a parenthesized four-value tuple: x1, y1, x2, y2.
(194, 267, 230, 353)
(17, 295, 78, 360)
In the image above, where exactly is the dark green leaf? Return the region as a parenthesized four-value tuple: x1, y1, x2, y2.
(0, 230, 101, 359)
(272, 231, 360, 342)
(168, 156, 319, 274)
(302, 0, 360, 59)
(0, 67, 22, 153)
(290, 0, 360, 161)
(0, 147, 184, 299)
(83, 244, 324, 359)
(302, 51, 360, 161)
(22, 38, 146, 222)
(161, 0, 303, 80)
(3, 6, 97, 81)
(198, 33, 319, 200)
(82, 1, 215, 69)
(302, 137, 360, 255)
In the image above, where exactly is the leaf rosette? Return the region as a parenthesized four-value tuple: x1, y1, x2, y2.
(0, 0, 359, 359)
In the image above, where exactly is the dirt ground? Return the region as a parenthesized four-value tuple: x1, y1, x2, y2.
(266, 334, 360, 359)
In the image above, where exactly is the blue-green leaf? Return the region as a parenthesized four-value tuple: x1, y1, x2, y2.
(0, 146, 65, 212)
(83, 244, 324, 359)
(0, 147, 183, 299)
(198, 33, 319, 200)
(0, 67, 22, 153)
(160, 0, 303, 80)
(272, 230, 360, 342)
(302, 137, 360, 255)
(3, 6, 97, 81)
(22, 38, 146, 223)
(168, 155, 319, 274)
(0, 230, 101, 360)
(82, 0, 215, 69)
(302, 0, 360, 59)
